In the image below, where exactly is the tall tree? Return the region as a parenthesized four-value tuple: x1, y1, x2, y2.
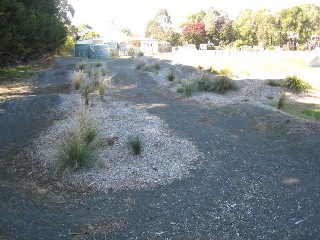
(145, 9, 172, 41)
(182, 22, 206, 49)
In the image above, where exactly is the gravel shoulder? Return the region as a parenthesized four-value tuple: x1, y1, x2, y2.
(1, 56, 320, 239)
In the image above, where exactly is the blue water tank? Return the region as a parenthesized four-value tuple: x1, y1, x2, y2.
(74, 44, 90, 58)
(89, 45, 110, 59)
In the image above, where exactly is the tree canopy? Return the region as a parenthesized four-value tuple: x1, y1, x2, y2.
(0, 0, 74, 65)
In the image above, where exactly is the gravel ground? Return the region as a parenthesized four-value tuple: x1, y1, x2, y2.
(1, 56, 320, 239)
(31, 92, 201, 191)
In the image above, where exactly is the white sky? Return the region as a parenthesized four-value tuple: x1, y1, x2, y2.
(68, 0, 319, 37)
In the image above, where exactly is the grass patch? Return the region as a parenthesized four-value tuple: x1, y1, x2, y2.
(166, 69, 176, 81)
(302, 109, 320, 121)
(78, 63, 87, 71)
(127, 135, 143, 155)
(82, 83, 95, 106)
(283, 75, 311, 93)
(95, 63, 102, 68)
(177, 87, 185, 93)
(0, 65, 35, 79)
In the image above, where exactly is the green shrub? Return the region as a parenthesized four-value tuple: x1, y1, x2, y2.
(277, 94, 286, 109)
(151, 62, 160, 71)
(177, 87, 185, 93)
(128, 48, 136, 57)
(127, 135, 143, 155)
(137, 51, 144, 57)
(193, 73, 214, 91)
(101, 68, 108, 76)
(267, 79, 281, 87)
(78, 63, 86, 71)
(82, 83, 95, 106)
(136, 60, 147, 70)
(283, 75, 311, 93)
(76, 107, 98, 145)
(206, 66, 219, 74)
(57, 134, 97, 171)
(95, 63, 102, 68)
(166, 69, 176, 81)
(212, 75, 238, 94)
(182, 81, 197, 97)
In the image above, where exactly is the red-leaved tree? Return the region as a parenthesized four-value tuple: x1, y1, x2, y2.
(182, 22, 207, 49)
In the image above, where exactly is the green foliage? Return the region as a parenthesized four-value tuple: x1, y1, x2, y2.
(302, 109, 320, 121)
(95, 63, 102, 68)
(127, 135, 143, 155)
(57, 107, 98, 171)
(283, 75, 311, 93)
(0, 65, 35, 78)
(101, 68, 108, 76)
(197, 65, 204, 70)
(137, 51, 144, 57)
(166, 69, 176, 81)
(182, 81, 197, 97)
(277, 94, 286, 109)
(206, 66, 219, 74)
(145, 9, 172, 41)
(0, 0, 72, 65)
(212, 76, 238, 94)
(82, 83, 95, 105)
(135, 60, 147, 70)
(78, 63, 87, 71)
(177, 87, 185, 93)
(267, 79, 281, 87)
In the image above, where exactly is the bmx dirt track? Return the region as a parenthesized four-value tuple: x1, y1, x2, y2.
(0, 56, 319, 239)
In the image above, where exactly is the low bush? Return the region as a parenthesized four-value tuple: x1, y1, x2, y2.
(267, 79, 281, 87)
(127, 135, 143, 155)
(277, 94, 286, 109)
(95, 63, 102, 68)
(82, 83, 95, 106)
(78, 63, 86, 71)
(166, 69, 176, 81)
(128, 48, 137, 58)
(197, 65, 204, 70)
(137, 51, 144, 57)
(283, 75, 311, 93)
(101, 68, 108, 76)
(57, 134, 97, 171)
(177, 87, 185, 93)
(182, 81, 197, 97)
(206, 66, 219, 74)
(212, 75, 238, 94)
(135, 60, 147, 70)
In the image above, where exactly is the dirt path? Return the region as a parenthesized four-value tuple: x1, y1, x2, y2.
(1, 57, 319, 239)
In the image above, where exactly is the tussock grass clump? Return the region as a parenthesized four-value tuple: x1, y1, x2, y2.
(57, 134, 97, 171)
(212, 75, 238, 94)
(136, 60, 147, 70)
(197, 65, 204, 70)
(219, 68, 235, 78)
(73, 70, 83, 90)
(166, 69, 176, 81)
(82, 83, 95, 106)
(57, 107, 98, 172)
(101, 68, 108, 76)
(267, 79, 282, 87)
(194, 73, 214, 91)
(277, 94, 286, 109)
(206, 66, 219, 74)
(151, 62, 161, 71)
(127, 135, 143, 155)
(177, 87, 185, 93)
(283, 75, 311, 93)
(78, 63, 86, 71)
(137, 51, 144, 57)
(97, 81, 107, 100)
(182, 81, 197, 97)
(95, 63, 102, 68)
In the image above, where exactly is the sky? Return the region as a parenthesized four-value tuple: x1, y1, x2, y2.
(68, 0, 319, 37)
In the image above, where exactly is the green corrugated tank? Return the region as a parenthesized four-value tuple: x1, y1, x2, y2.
(74, 44, 90, 58)
(89, 45, 110, 59)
